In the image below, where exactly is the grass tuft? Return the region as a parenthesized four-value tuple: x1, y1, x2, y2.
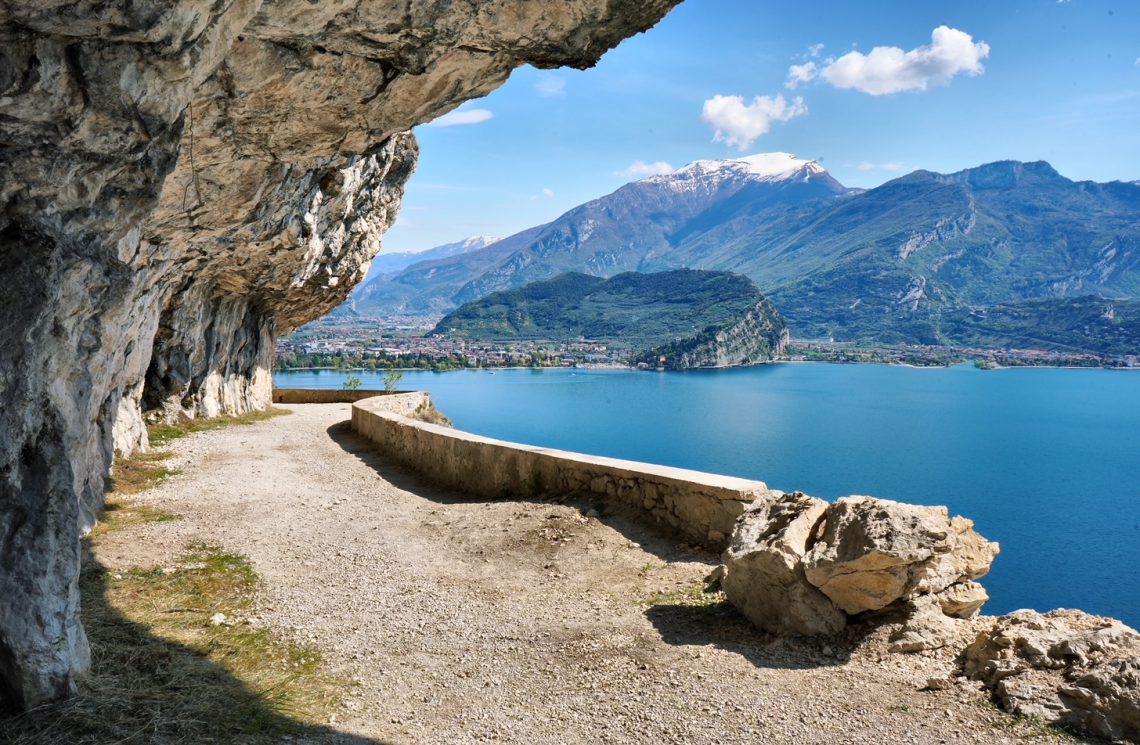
(411, 400, 452, 427)
(641, 583, 725, 608)
(105, 450, 180, 496)
(148, 407, 291, 447)
(87, 496, 177, 540)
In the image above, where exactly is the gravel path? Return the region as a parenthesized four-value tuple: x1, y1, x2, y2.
(108, 404, 1086, 745)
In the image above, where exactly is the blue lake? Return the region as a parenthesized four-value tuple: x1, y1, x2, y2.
(275, 364, 1140, 626)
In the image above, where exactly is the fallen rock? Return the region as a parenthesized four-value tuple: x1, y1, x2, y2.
(889, 597, 959, 653)
(803, 496, 999, 615)
(722, 492, 847, 636)
(933, 580, 989, 619)
(1060, 657, 1140, 741)
(965, 609, 1140, 741)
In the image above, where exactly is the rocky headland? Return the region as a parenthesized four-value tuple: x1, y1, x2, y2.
(432, 269, 789, 369)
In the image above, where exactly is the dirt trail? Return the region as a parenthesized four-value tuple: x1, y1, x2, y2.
(107, 404, 1083, 745)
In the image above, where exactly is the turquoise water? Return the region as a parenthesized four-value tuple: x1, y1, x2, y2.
(275, 364, 1140, 625)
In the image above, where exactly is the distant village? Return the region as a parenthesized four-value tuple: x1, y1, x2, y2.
(276, 319, 630, 370)
(278, 318, 1139, 372)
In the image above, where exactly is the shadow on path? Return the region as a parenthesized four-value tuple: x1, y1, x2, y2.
(644, 601, 882, 670)
(326, 419, 864, 674)
(325, 420, 714, 567)
(0, 548, 389, 745)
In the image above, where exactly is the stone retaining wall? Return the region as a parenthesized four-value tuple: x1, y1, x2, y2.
(273, 388, 393, 404)
(351, 393, 772, 550)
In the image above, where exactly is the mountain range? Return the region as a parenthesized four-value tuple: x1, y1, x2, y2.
(334, 153, 1140, 354)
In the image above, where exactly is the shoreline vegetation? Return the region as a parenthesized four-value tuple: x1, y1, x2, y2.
(275, 339, 1137, 374)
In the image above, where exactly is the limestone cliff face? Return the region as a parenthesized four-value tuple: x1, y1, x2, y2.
(641, 298, 790, 370)
(0, 0, 680, 711)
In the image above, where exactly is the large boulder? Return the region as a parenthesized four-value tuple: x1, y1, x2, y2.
(964, 609, 1140, 741)
(802, 496, 998, 616)
(721, 492, 847, 636)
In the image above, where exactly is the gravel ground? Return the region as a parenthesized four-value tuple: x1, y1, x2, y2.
(105, 403, 1089, 745)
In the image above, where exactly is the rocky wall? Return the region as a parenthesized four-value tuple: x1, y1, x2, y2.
(351, 393, 770, 548)
(0, 0, 681, 711)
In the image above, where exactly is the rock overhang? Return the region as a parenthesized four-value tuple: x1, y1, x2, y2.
(0, 0, 683, 711)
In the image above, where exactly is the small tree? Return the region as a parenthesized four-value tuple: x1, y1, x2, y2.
(383, 368, 404, 393)
(342, 375, 362, 390)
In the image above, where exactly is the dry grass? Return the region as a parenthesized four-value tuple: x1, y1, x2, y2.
(148, 407, 291, 447)
(105, 450, 180, 496)
(2, 537, 346, 744)
(2, 405, 351, 745)
(87, 496, 177, 541)
(411, 400, 452, 427)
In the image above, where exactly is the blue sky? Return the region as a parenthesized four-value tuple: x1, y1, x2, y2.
(382, 0, 1140, 253)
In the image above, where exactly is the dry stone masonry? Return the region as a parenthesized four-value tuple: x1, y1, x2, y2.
(352, 393, 767, 549)
(0, 0, 681, 711)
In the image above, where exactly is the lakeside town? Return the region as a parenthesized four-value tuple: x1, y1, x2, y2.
(278, 318, 1140, 372)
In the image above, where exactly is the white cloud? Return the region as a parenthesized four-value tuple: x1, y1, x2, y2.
(535, 77, 567, 97)
(785, 61, 818, 90)
(820, 26, 990, 95)
(700, 94, 808, 150)
(615, 160, 675, 179)
(1135, 57, 1140, 67)
(542, 188, 555, 198)
(807, 43, 825, 58)
(425, 107, 494, 127)
(858, 161, 905, 172)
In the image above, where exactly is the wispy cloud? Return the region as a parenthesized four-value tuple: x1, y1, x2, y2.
(807, 43, 825, 58)
(425, 107, 494, 127)
(542, 188, 555, 198)
(535, 77, 567, 98)
(858, 161, 905, 172)
(820, 26, 990, 95)
(615, 160, 675, 179)
(701, 94, 807, 150)
(785, 62, 818, 90)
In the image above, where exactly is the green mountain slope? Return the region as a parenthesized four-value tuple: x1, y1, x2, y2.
(431, 270, 789, 367)
(707, 162, 1140, 348)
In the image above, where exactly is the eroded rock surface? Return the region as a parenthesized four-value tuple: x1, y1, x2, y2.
(722, 492, 847, 637)
(803, 496, 998, 616)
(964, 609, 1140, 741)
(723, 494, 998, 645)
(0, 0, 680, 711)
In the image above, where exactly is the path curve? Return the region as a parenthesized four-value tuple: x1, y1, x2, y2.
(109, 404, 1087, 744)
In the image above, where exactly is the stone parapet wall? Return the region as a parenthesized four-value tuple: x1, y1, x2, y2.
(351, 394, 771, 550)
(273, 388, 398, 405)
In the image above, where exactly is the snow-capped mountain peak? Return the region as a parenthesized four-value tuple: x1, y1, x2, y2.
(457, 235, 500, 249)
(646, 152, 826, 191)
(734, 152, 825, 179)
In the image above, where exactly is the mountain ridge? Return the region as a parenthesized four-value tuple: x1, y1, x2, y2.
(331, 155, 1140, 354)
